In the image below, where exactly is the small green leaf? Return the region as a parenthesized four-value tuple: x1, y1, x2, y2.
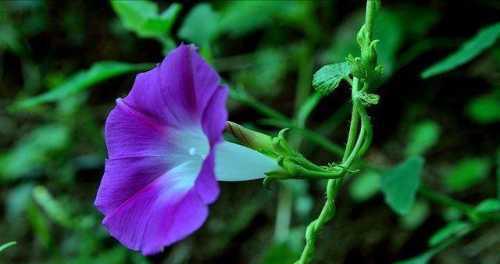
(422, 22, 500, 78)
(179, 4, 219, 48)
(444, 158, 491, 192)
(405, 120, 441, 156)
(111, 1, 181, 39)
(349, 170, 380, 202)
(381, 156, 425, 215)
(474, 199, 500, 214)
(466, 92, 500, 124)
(32, 186, 72, 227)
(12, 61, 152, 110)
(0, 241, 16, 253)
(428, 221, 469, 247)
(312, 62, 351, 95)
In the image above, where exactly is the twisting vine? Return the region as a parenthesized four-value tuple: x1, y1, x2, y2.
(294, 1, 381, 263)
(227, 1, 382, 263)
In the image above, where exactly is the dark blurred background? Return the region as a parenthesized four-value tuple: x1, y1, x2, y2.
(1, 0, 499, 263)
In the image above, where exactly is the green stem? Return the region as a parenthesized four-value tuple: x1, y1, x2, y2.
(345, 109, 360, 158)
(344, 113, 365, 167)
(294, 45, 314, 111)
(295, 87, 361, 264)
(356, 104, 373, 157)
(418, 186, 476, 218)
(274, 186, 293, 242)
(295, 0, 380, 262)
(229, 88, 289, 121)
(364, 0, 379, 39)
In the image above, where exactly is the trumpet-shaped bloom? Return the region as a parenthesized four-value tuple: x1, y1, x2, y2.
(95, 44, 278, 255)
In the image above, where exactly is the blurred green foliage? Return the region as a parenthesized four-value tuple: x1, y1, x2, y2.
(111, 1, 181, 50)
(444, 157, 492, 192)
(1, 0, 499, 263)
(422, 22, 500, 78)
(405, 120, 441, 156)
(381, 156, 424, 215)
(12, 62, 152, 110)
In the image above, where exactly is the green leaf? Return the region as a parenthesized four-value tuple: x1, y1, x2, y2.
(444, 158, 491, 192)
(111, 0, 181, 39)
(381, 156, 425, 215)
(349, 170, 381, 202)
(32, 186, 73, 227)
(218, 1, 313, 37)
(312, 62, 351, 95)
(428, 221, 469, 247)
(400, 201, 430, 230)
(12, 61, 152, 110)
(179, 4, 219, 48)
(0, 241, 16, 253)
(0, 125, 69, 180)
(405, 120, 441, 156)
(26, 202, 50, 248)
(422, 22, 500, 78)
(474, 199, 500, 214)
(466, 92, 500, 123)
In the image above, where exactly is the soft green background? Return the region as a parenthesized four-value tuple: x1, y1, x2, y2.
(1, 0, 499, 263)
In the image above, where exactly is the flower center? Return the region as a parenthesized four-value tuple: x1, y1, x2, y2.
(161, 126, 210, 191)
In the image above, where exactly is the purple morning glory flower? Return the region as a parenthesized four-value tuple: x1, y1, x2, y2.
(95, 44, 278, 255)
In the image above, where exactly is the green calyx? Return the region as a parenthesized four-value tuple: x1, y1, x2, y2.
(265, 129, 345, 183)
(226, 122, 346, 184)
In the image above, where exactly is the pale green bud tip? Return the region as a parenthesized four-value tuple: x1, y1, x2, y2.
(226, 121, 274, 154)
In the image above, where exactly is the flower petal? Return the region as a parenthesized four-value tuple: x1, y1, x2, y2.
(193, 150, 219, 204)
(105, 99, 168, 159)
(193, 85, 228, 204)
(201, 85, 228, 145)
(95, 156, 168, 215)
(215, 141, 280, 181)
(102, 161, 207, 255)
(124, 44, 221, 127)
